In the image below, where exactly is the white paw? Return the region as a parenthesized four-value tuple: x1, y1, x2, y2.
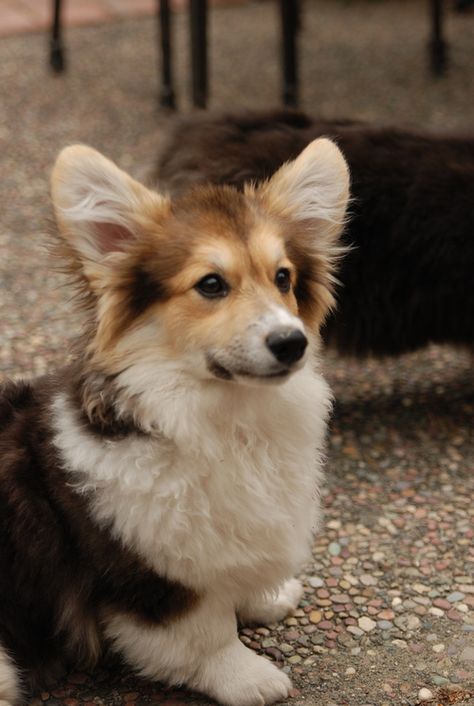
(277, 578, 304, 616)
(240, 578, 304, 625)
(195, 640, 292, 706)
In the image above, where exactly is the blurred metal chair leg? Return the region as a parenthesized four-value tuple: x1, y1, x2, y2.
(159, 0, 176, 108)
(280, 0, 300, 107)
(50, 0, 66, 73)
(190, 0, 208, 108)
(429, 0, 448, 75)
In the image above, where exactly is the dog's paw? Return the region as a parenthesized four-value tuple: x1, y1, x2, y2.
(196, 640, 291, 706)
(276, 578, 304, 616)
(240, 578, 304, 625)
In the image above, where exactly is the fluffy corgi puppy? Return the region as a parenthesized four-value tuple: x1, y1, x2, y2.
(0, 139, 349, 706)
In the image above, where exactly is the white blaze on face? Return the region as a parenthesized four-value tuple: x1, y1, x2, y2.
(211, 303, 307, 381)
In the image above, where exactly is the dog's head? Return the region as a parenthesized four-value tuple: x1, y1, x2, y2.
(51, 140, 349, 388)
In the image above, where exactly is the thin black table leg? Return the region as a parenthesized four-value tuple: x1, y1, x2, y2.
(429, 0, 448, 75)
(50, 0, 65, 73)
(280, 0, 300, 107)
(158, 0, 176, 108)
(190, 0, 208, 108)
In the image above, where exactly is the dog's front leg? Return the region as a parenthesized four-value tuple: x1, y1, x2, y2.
(238, 578, 304, 626)
(104, 590, 291, 706)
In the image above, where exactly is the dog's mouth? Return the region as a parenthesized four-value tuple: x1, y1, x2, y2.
(206, 358, 292, 383)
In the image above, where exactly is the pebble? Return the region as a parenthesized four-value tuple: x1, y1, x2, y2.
(288, 655, 302, 664)
(358, 617, 376, 632)
(279, 643, 294, 655)
(447, 591, 465, 603)
(394, 614, 420, 631)
(418, 688, 434, 701)
(331, 593, 351, 604)
(328, 542, 341, 556)
(447, 609, 463, 622)
(460, 646, 474, 661)
(360, 574, 377, 586)
(432, 643, 445, 653)
(347, 626, 364, 638)
(308, 577, 324, 589)
(309, 611, 322, 624)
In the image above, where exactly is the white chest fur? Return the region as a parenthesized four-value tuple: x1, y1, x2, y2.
(52, 366, 331, 594)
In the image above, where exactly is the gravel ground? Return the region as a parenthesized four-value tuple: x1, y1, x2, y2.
(0, 1, 473, 705)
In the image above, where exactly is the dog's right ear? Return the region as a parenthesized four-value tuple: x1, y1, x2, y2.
(51, 145, 167, 291)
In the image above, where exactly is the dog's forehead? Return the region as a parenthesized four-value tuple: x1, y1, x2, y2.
(169, 184, 286, 269)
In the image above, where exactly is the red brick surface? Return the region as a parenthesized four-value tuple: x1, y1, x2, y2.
(0, 0, 248, 37)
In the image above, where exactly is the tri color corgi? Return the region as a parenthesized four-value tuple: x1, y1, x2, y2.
(0, 138, 349, 706)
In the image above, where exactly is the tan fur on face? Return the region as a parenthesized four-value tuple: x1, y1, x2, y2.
(50, 141, 350, 379)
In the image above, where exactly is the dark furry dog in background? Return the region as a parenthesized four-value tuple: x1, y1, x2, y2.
(153, 110, 474, 357)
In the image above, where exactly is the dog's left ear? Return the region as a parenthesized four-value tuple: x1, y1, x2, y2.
(51, 145, 167, 292)
(256, 138, 350, 326)
(257, 138, 350, 235)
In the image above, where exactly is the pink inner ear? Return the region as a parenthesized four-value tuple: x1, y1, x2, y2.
(95, 222, 134, 254)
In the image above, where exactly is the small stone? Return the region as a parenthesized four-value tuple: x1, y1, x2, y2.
(460, 646, 474, 661)
(287, 654, 302, 664)
(394, 614, 420, 632)
(377, 609, 395, 620)
(447, 608, 462, 621)
(309, 610, 322, 624)
(418, 688, 434, 701)
(433, 598, 450, 610)
(308, 577, 324, 589)
(284, 617, 298, 626)
(431, 675, 450, 686)
(358, 617, 376, 632)
(391, 639, 407, 648)
(345, 667, 356, 676)
(429, 607, 444, 617)
(261, 638, 276, 648)
(331, 593, 351, 604)
(284, 630, 299, 641)
(347, 626, 364, 637)
(328, 542, 341, 556)
(360, 574, 377, 586)
(279, 643, 294, 655)
(317, 620, 335, 630)
(377, 620, 393, 630)
(413, 583, 430, 594)
(432, 644, 445, 653)
(447, 591, 465, 602)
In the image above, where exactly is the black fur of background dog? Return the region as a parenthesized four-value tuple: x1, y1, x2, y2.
(153, 110, 474, 357)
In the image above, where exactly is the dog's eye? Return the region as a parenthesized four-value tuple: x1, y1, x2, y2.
(195, 273, 229, 299)
(275, 268, 291, 293)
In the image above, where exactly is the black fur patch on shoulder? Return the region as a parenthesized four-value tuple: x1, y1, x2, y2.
(0, 373, 198, 689)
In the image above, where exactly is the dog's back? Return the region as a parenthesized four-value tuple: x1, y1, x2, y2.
(154, 110, 474, 356)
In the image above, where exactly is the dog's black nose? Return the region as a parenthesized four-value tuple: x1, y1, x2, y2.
(266, 329, 308, 366)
